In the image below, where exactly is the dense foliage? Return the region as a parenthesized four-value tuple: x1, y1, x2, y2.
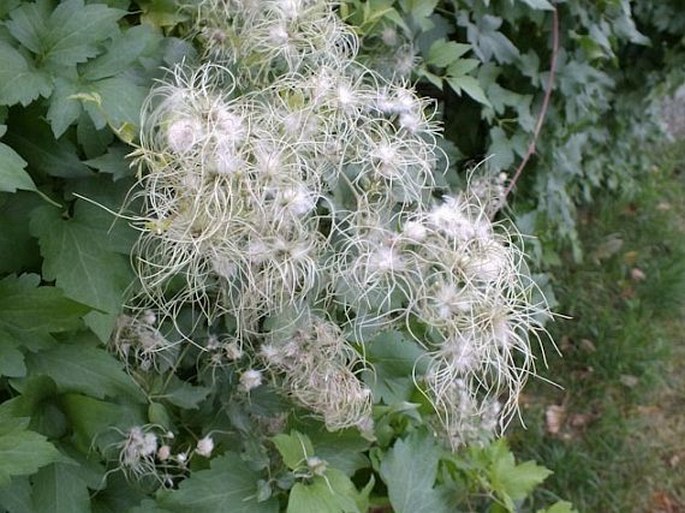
(344, 0, 684, 258)
(0, 0, 682, 512)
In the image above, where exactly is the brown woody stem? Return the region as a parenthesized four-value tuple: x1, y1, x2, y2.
(502, 7, 560, 200)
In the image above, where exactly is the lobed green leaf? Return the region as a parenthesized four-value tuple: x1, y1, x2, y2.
(0, 476, 35, 513)
(159, 453, 279, 513)
(30, 202, 133, 315)
(0, 420, 61, 487)
(379, 431, 450, 513)
(272, 431, 315, 470)
(0, 142, 35, 193)
(427, 40, 471, 67)
(24, 339, 144, 401)
(0, 274, 88, 334)
(42, 0, 125, 68)
(0, 41, 52, 106)
(31, 462, 92, 513)
(287, 470, 361, 513)
(518, 0, 555, 11)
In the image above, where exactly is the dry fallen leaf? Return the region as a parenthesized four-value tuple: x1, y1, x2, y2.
(620, 374, 640, 388)
(579, 338, 597, 353)
(650, 490, 685, 513)
(591, 234, 624, 263)
(630, 267, 647, 281)
(569, 412, 593, 429)
(560, 335, 572, 352)
(545, 404, 566, 435)
(668, 453, 681, 468)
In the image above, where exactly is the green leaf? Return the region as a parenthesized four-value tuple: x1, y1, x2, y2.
(31, 462, 91, 513)
(487, 440, 553, 510)
(90, 473, 148, 513)
(408, 0, 439, 20)
(287, 471, 360, 513)
(84, 311, 119, 344)
(81, 24, 163, 81)
(486, 83, 526, 115)
(0, 477, 35, 513)
(57, 447, 107, 493)
(379, 432, 450, 513)
(61, 394, 144, 453)
(80, 77, 149, 135)
(6, 376, 68, 439)
(519, 50, 541, 84)
(518, 0, 555, 10)
(5, 2, 50, 54)
(0, 420, 61, 486)
(0, 143, 34, 193)
(46, 76, 83, 138)
(495, 460, 552, 500)
(0, 0, 21, 18)
(0, 41, 52, 106)
(446, 75, 491, 107)
(127, 500, 173, 513)
(0, 274, 88, 333)
(24, 339, 143, 401)
(84, 145, 133, 180)
(159, 453, 279, 513)
(77, 114, 115, 159)
(139, 0, 191, 28)
(30, 202, 133, 314)
(446, 58, 480, 77)
(362, 331, 426, 404)
(459, 13, 520, 64)
(4, 108, 92, 178)
(488, 126, 515, 170)
(147, 402, 172, 430)
(417, 68, 443, 90)
(0, 332, 26, 377)
(427, 40, 471, 67)
(43, 0, 125, 68)
(304, 427, 371, 476)
(272, 431, 315, 470)
(612, 9, 649, 45)
(0, 192, 42, 274)
(156, 376, 211, 409)
(64, 178, 138, 252)
(537, 502, 579, 513)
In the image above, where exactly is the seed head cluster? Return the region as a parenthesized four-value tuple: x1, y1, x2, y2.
(127, 0, 551, 447)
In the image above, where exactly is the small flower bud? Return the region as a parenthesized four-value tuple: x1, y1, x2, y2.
(142, 310, 156, 325)
(381, 26, 399, 46)
(239, 369, 263, 392)
(224, 341, 243, 360)
(206, 334, 221, 350)
(196, 435, 215, 457)
(306, 456, 327, 476)
(141, 433, 158, 457)
(157, 445, 171, 461)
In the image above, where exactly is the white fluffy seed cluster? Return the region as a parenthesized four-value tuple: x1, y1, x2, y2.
(130, 0, 550, 445)
(114, 426, 215, 484)
(259, 314, 372, 431)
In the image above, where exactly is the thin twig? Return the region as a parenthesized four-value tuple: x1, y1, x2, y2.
(502, 7, 560, 200)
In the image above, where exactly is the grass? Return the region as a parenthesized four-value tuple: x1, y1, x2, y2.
(510, 141, 685, 513)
